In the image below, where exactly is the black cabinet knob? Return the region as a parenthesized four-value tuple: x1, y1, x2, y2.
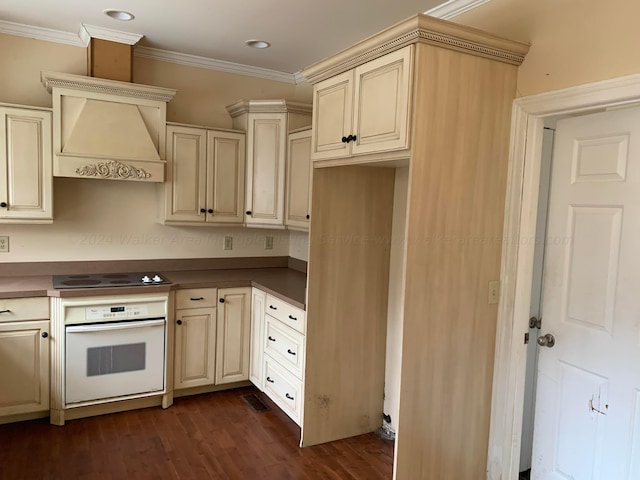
(269, 305, 277, 310)
(287, 349, 296, 356)
(268, 336, 276, 342)
(41, 332, 48, 338)
(219, 298, 225, 303)
(266, 377, 274, 383)
(306, 215, 310, 220)
(352, 134, 357, 142)
(285, 393, 294, 400)
(208, 209, 213, 214)
(246, 210, 252, 215)
(341, 136, 348, 143)
(0, 202, 6, 208)
(200, 208, 206, 213)
(176, 320, 182, 325)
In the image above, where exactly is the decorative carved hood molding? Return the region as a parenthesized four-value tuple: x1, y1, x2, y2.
(41, 71, 177, 182)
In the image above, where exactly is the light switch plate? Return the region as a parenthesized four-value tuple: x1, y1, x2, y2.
(0, 236, 8, 253)
(223, 236, 233, 250)
(265, 236, 273, 250)
(488, 280, 500, 305)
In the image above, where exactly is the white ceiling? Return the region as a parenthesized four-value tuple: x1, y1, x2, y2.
(0, 0, 483, 77)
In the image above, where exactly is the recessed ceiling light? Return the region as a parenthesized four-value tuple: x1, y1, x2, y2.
(245, 40, 271, 49)
(103, 9, 135, 21)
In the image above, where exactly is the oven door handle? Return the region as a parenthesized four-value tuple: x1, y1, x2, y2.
(66, 319, 165, 333)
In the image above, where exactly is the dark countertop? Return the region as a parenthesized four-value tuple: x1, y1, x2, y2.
(0, 267, 307, 309)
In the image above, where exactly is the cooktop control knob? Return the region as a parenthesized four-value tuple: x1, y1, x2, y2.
(141, 275, 151, 283)
(152, 275, 162, 283)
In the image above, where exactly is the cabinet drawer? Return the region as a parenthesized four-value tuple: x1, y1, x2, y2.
(263, 356, 302, 425)
(176, 288, 218, 309)
(264, 315, 305, 379)
(265, 294, 305, 334)
(0, 297, 49, 323)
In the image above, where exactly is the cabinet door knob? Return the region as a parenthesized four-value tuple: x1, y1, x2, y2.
(0, 202, 6, 208)
(351, 134, 357, 142)
(176, 320, 182, 325)
(200, 208, 206, 213)
(219, 298, 225, 303)
(41, 332, 48, 338)
(306, 214, 310, 220)
(246, 210, 252, 215)
(208, 209, 213, 214)
(341, 136, 348, 143)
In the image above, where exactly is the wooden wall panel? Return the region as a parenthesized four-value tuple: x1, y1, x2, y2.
(89, 39, 132, 82)
(302, 165, 395, 446)
(394, 44, 518, 479)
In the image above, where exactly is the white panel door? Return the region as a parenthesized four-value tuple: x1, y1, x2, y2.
(215, 287, 251, 385)
(531, 106, 640, 480)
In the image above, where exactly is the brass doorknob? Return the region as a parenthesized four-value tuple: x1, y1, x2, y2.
(537, 333, 555, 348)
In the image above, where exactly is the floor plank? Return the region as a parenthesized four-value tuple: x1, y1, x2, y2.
(0, 386, 394, 480)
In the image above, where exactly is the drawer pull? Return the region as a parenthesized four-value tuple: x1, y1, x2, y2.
(266, 377, 274, 383)
(0, 309, 11, 314)
(268, 336, 276, 342)
(288, 315, 297, 321)
(287, 349, 296, 356)
(269, 305, 277, 310)
(190, 297, 204, 301)
(285, 393, 294, 400)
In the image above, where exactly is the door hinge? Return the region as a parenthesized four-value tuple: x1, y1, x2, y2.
(524, 332, 529, 344)
(529, 316, 542, 329)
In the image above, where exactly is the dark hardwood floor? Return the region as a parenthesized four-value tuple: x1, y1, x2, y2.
(0, 386, 394, 479)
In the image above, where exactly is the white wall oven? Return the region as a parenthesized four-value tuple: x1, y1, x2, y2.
(57, 291, 169, 407)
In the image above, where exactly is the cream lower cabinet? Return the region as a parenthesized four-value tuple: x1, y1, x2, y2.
(163, 124, 245, 225)
(310, 46, 413, 163)
(261, 294, 306, 425)
(227, 100, 311, 228)
(0, 105, 53, 223)
(249, 288, 266, 390)
(0, 298, 50, 418)
(285, 128, 312, 231)
(216, 287, 251, 385)
(174, 288, 218, 389)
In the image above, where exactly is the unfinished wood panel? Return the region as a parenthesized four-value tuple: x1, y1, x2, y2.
(302, 165, 394, 446)
(394, 44, 518, 479)
(89, 38, 132, 82)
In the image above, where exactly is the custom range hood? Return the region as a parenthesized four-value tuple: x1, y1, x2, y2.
(41, 71, 177, 182)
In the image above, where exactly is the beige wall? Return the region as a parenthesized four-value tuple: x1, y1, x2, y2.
(0, 33, 310, 263)
(455, 0, 640, 96)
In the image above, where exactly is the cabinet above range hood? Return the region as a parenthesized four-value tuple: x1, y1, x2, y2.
(41, 71, 177, 182)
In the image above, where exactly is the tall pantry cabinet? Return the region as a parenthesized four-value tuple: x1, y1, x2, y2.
(300, 14, 529, 479)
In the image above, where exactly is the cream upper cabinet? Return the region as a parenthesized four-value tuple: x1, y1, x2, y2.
(0, 297, 50, 418)
(227, 100, 311, 228)
(285, 128, 312, 231)
(163, 123, 245, 225)
(0, 105, 53, 223)
(311, 46, 413, 163)
(215, 287, 251, 385)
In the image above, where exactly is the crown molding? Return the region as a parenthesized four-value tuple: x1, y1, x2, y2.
(426, 0, 493, 20)
(226, 99, 312, 117)
(82, 24, 144, 45)
(134, 46, 300, 84)
(0, 20, 88, 47)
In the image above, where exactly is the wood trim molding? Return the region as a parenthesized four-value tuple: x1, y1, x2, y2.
(82, 24, 143, 45)
(300, 14, 529, 84)
(225, 99, 312, 118)
(488, 73, 640, 480)
(41, 71, 177, 102)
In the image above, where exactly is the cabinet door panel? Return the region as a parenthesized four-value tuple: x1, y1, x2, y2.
(311, 71, 353, 160)
(165, 125, 207, 223)
(245, 115, 286, 226)
(207, 131, 245, 224)
(0, 320, 49, 415)
(0, 108, 52, 221)
(351, 46, 412, 156)
(285, 129, 312, 230)
(216, 287, 251, 385)
(174, 308, 216, 389)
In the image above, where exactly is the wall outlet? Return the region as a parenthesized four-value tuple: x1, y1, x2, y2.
(265, 236, 273, 250)
(0, 236, 8, 253)
(488, 280, 500, 305)
(223, 236, 233, 250)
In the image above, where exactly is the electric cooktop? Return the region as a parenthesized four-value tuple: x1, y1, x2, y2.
(52, 272, 171, 289)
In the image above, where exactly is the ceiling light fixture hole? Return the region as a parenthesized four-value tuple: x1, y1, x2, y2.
(104, 9, 135, 21)
(245, 39, 271, 49)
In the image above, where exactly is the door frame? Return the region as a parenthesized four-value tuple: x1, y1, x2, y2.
(486, 73, 640, 480)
